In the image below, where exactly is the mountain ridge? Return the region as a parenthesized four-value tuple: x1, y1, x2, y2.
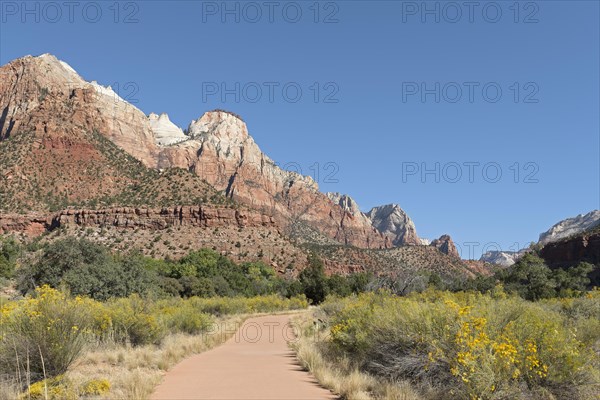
(0, 53, 484, 278)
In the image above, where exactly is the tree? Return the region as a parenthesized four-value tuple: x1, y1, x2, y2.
(327, 274, 352, 297)
(499, 253, 556, 300)
(17, 238, 157, 300)
(0, 237, 20, 278)
(18, 237, 111, 293)
(299, 254, 329, 304)
(553, 262, 594, 296)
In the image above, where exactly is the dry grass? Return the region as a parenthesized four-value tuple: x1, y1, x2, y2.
(65, 315, 245, 399)
(290, 313, 422, 400)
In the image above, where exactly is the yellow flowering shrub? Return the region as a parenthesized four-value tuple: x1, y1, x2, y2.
(0, 286, 95, 377)
(324, 289, 599, 399)
(81, 378, 111, 395)
(20, 375, 77, 400)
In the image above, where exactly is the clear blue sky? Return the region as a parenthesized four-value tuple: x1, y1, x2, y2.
(1, 1, 598, 258)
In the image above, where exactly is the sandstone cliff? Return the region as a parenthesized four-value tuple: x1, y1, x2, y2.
(159, 111, 390, 248)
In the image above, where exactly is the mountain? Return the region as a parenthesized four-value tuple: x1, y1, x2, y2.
(538, 210, 600, 245)
(479, 210, 600, 267)
(0, 54, 389, 248)
(0, 54, 480, 278)
(479, 251, 523, 267)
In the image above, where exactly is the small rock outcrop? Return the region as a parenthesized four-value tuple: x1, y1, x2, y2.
(430, 234, 460, 258)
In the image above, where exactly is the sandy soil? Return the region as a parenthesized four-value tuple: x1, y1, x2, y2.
(151, 314, 338, 400)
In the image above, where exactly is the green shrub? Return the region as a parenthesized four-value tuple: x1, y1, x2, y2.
(108, 295, 165, 346)
(156, 298, 215, 335)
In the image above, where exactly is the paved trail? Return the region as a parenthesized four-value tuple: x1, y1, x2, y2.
(151, 314, 338, 400)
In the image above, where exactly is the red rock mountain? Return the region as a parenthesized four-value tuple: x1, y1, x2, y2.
(0, 54, 392, 248)
(0, 54, 475, 277)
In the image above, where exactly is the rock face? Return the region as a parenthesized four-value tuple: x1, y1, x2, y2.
(540, 229, 600, 286)
(540, 229, 600, 268)
(539, 210, 600, 245)
(0, 206, 276, 236)
(430, 234, 460, 258)
(327, 193, 361, 215)
(366, 204, 420, 246)
(148, 113, 188, 146)
(0, 54, 159, 166)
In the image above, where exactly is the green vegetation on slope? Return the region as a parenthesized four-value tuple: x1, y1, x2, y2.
(0, 130, 230, 213)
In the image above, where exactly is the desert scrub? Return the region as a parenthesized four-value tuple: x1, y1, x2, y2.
(321, 289, 600, 400)
(184, 294, 309, 315)
(1, 286, 309, 398)
(291, 312, 422, 400)
(0, 286, 95, 379)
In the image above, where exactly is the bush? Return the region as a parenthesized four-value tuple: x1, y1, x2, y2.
(155, 298, 214, 335)
(0, 286, 94, 379)
(323, 289, 600, 400)
(108, 295, 166, 346)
